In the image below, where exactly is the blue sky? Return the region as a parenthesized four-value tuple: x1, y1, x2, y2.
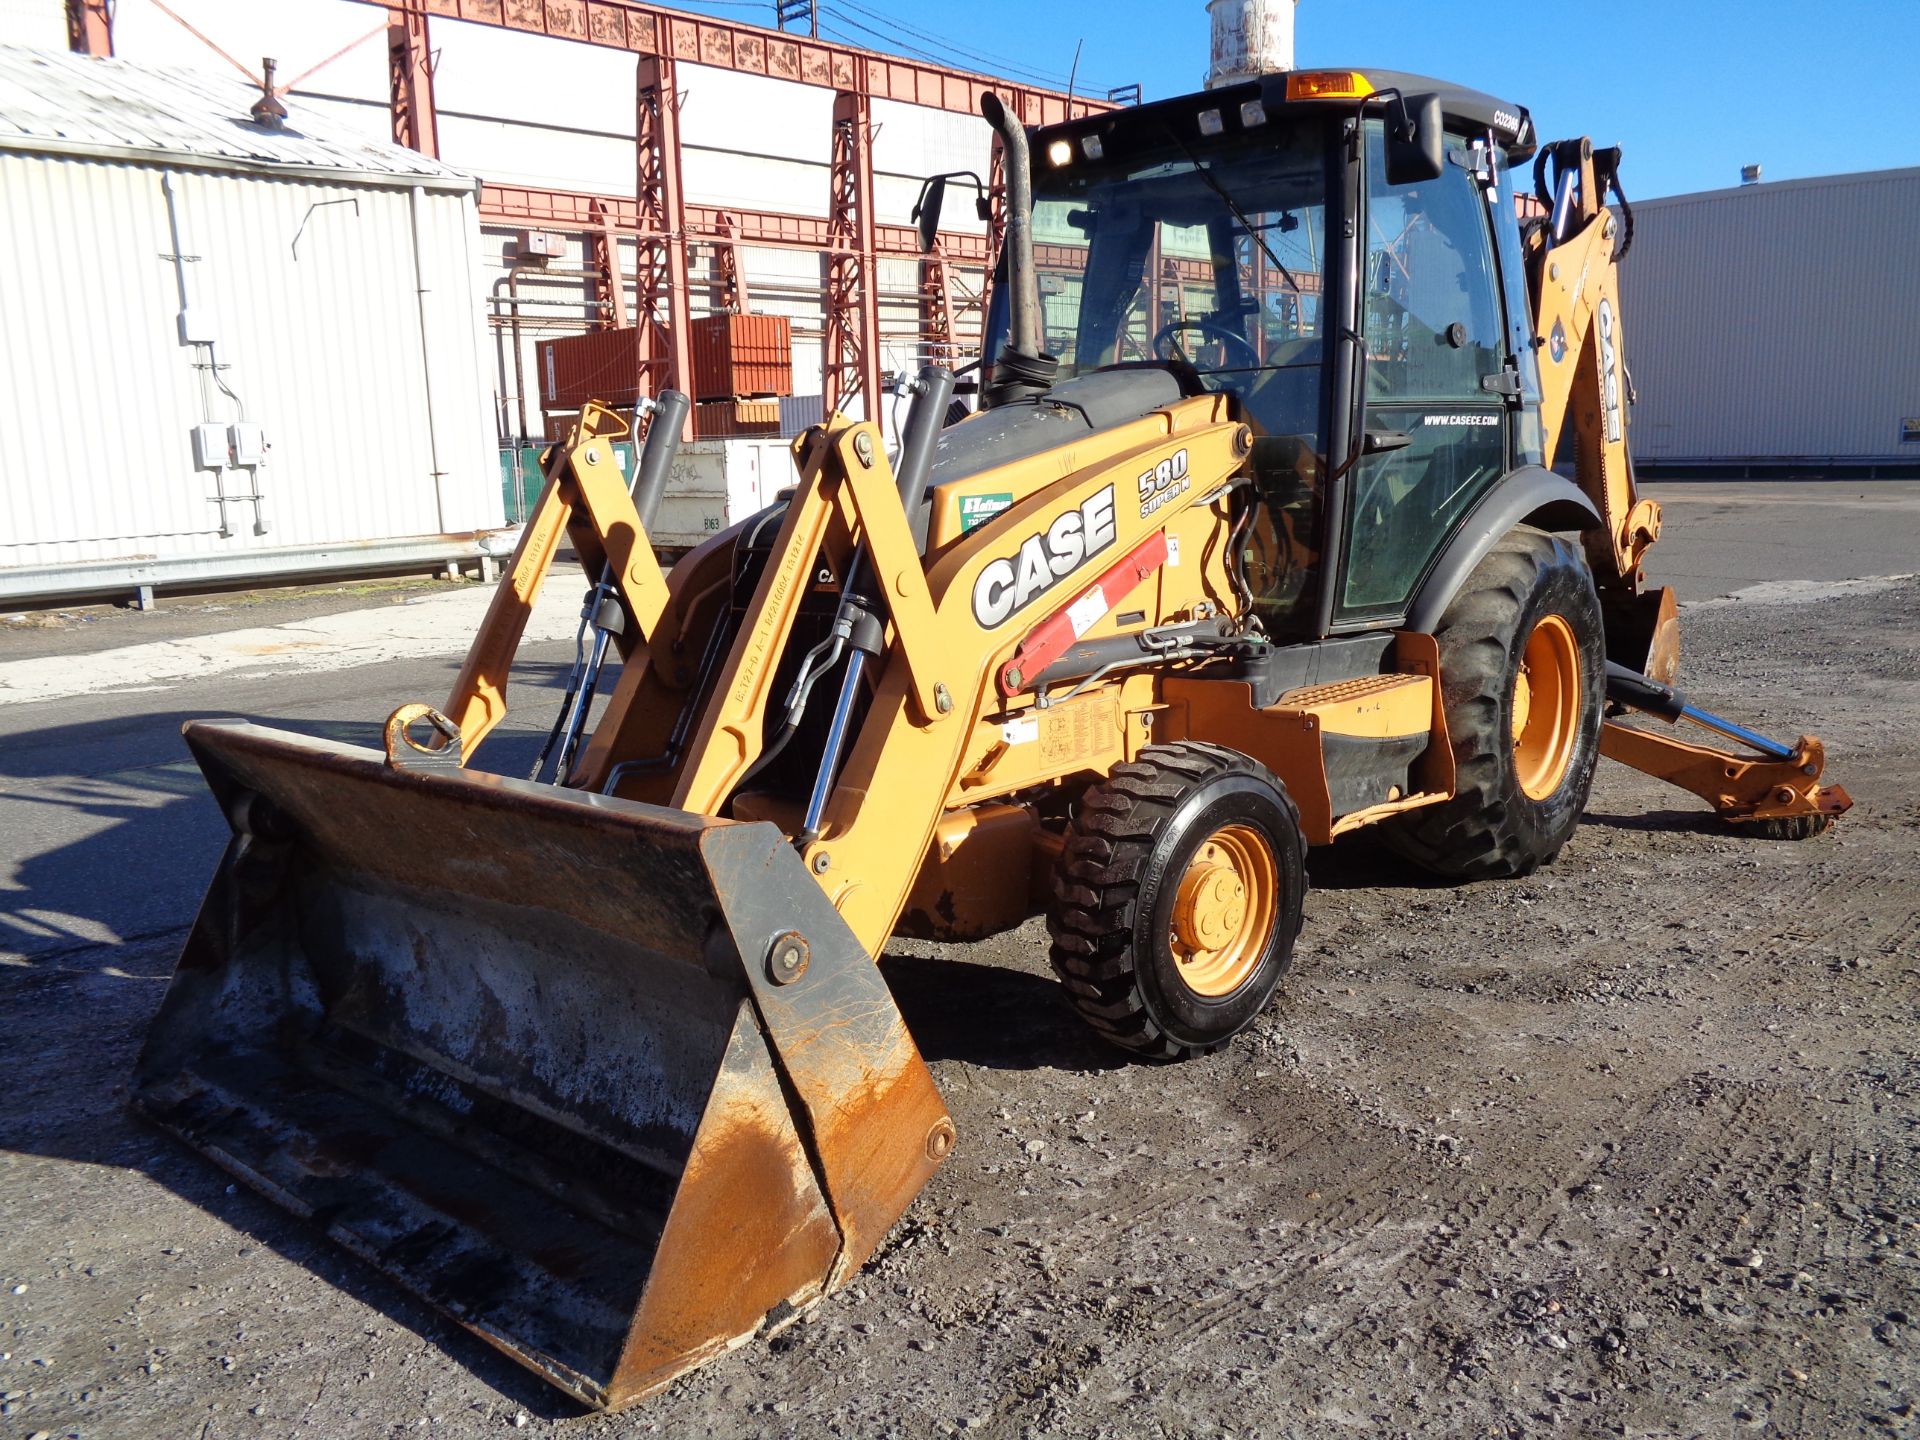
(676, 0, 1920, 198)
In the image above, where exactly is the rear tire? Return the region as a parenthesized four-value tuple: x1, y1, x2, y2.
(1047, 743, 1306, 1060)
(1386, 527, 1604, 879)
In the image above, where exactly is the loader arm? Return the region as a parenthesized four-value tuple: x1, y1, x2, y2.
(442, 402, 674, 757)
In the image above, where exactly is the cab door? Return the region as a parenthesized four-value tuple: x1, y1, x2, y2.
(1335, 121, 1511, 625)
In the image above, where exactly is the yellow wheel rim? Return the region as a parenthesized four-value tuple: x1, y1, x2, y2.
(1170, 823, 1279, 997)
(1511, 613, 1581, 800)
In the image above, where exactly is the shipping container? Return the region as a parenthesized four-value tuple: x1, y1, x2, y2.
(1617, 167, 1920, 475)
(650, 438, 798, 551)
(535, 327, 648, 410)
(691, 398, 782, 439)
(688, 312, 793, 401)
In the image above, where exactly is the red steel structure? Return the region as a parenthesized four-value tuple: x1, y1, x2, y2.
(823, 87, 880, 411)
(587, 197, 630, 329)
(360, 0, 1109, 414)
(709, 212, 749, 314)
(633, 54, 695, 414)
(66, 0, 113, 55)
(69, 0, 1112, 416)
(386, 5, 438, 155)
(918, 247, 958, 368)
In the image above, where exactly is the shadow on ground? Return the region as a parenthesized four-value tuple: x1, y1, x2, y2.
(1579, 805, 1729, 835)
(0, 674, 574, 971)
(880, 950, 1126, 1074)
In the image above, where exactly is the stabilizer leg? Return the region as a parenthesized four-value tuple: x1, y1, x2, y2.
(1600, 662, 1852, 838)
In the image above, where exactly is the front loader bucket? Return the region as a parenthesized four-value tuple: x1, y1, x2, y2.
(133, 721, 952, 1409)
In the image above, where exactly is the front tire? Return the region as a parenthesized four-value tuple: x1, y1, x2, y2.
(1048, 743, 1307, 1060)
(1386, 527, 1605, 879)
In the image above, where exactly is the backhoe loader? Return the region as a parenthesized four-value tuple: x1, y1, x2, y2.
(135, 68, 1850, 1408)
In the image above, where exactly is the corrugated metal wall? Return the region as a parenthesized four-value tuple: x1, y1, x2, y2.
(1619, 168, 1920, 463)
(0, 151, 499, 571)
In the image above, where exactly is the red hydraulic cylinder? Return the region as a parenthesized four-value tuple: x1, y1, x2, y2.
(996, 530, 1169, 698)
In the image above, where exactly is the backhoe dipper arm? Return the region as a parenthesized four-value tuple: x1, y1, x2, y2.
(1528, 140, 1662, 591)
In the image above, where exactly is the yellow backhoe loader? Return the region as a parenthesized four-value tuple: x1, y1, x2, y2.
(135, 69, 1850, 1408)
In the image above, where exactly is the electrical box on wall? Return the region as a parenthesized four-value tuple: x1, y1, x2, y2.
(190, 423, 227, 470)
(176, 307, 218, 345)
(518, 229, 564, 260)
(228, 422, 266, 466)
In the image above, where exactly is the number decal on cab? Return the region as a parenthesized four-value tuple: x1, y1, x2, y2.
(1137, 449, 1190, 519)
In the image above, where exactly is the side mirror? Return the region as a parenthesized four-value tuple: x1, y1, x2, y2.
(1385, 93, 1445, 186)
(912, 174, 947, 254)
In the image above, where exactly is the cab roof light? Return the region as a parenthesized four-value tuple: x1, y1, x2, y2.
(1285, 70, 1374, 101)
(1197, 107, 1224, 137)
(1045, 137, 1075, 168)
(1239, 98, 1267, 128)
(1081, 133, 1104, 160)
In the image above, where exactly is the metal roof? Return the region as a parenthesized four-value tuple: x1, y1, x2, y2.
(0, 45, 478, 192)
(1629, 164, 1920, 209)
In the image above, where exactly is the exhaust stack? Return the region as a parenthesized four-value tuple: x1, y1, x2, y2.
(979, 91, 1057, 406)
(1206, 0, 1297, 87)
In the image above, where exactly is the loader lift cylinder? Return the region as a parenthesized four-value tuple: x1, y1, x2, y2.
(800, 365, 955, 840)
(630, 389, 693, 532)
(534, 391, 690, 784)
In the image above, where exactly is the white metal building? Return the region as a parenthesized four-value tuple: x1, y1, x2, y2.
(0, 45, 503, 604)
(1619, 166, 1920, 476)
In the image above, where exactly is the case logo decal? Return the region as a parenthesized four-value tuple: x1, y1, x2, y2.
(971, 486, 1118, 628)
(1597, 298, 1625, 444)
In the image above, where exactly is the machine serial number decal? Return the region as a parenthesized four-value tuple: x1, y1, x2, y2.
(1136, 449, 1191, 519)
(971, 486, 1118, 628)
(1597, 297, 1625, 445)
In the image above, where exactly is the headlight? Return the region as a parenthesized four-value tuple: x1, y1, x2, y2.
(1045, 138, 1075, 168)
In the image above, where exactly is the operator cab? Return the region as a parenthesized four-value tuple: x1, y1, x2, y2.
(961, 69, 1545, 640)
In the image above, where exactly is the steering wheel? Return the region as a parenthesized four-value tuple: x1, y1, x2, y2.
(1152, 318, 1260, 372)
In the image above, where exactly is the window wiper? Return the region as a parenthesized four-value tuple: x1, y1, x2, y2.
(1155, 121, 1303, 297)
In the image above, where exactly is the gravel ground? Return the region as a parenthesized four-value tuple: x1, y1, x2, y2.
(2, 549, 1916, 1439)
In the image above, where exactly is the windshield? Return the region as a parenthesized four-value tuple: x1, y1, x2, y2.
(1021, 119, 1333, 413)
(1003, 119, 1338, 635)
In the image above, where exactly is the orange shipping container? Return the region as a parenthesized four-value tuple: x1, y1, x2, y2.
(689, 313, 792, 402)
(690, 398, 782, 439)
(536, 329, 646, 410)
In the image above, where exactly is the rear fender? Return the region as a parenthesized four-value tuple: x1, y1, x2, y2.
(1405, 466, 1599, 634)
